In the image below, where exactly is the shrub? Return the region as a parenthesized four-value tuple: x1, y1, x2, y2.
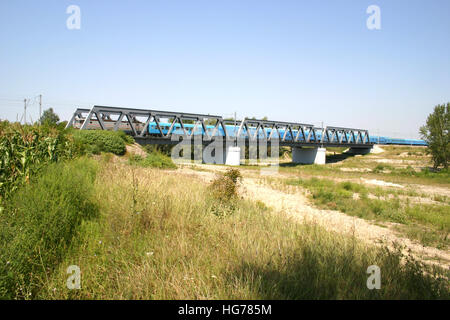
(128, 151, 176, 169)
(373, 164, 394, 173)
(223, 168, 242, 184)
(0, 158, 99, 299)
(116, 130, 135, 145)
(209, 168, 242, 203)
(73, 130, 128, 155)
(143, 144, 173, 156)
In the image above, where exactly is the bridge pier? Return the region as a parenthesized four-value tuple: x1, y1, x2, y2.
(203, 141, 241, 165)
(225, 147, 241, 166)
(292, 147, 326, 165)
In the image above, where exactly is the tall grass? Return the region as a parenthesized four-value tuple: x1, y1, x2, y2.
(0, 158, 99, 299)
(37, 163, 448, 299)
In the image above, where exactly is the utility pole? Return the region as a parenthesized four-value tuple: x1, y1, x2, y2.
(39, 94, 42, 124)
(233, 111, 237, 146)
(23, 99, 27, 125)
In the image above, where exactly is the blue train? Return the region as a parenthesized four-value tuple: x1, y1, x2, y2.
(368, 136, 427, 146)
(147, 122, 427, 146)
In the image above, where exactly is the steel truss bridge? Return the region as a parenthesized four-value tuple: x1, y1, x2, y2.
(66, 106, 373, 149)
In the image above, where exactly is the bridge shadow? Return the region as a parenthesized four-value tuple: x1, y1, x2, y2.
(279, 152, 355, 167)
(325, 152, 355, 164)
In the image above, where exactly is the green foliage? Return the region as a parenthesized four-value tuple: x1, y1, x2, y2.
(39, 108, 60, 126)
(128, 151, 176, 169)
(420, 103, 450, 169)
(116, 130, 135, 145)
(0, 121, 75, 200)
(73, 130, 128, 155)
(0, 158, 99, 299)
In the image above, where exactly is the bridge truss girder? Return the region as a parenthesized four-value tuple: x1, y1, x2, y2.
(66, 106, 373, 148)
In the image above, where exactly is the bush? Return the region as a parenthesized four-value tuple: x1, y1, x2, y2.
(73, 130, 129, 155)
(209, 168, 242, 203)
(116, 130, 135, 145)
(143, 144, 173, 156)
(373, 164, 394, 173)
(128, 151, 176, 169)
(0, 158, 99, 299)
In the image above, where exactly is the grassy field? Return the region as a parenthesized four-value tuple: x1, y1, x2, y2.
(1, 126, 449, 300)
(275, 146, 450, 187)
(10, 159, 447, 299)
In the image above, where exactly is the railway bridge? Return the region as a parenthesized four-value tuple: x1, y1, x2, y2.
(66, 105, 376, 165)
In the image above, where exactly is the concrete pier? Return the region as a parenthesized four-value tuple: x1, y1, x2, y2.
(225, 146, 241, 166)
(292, 147, 326, 165)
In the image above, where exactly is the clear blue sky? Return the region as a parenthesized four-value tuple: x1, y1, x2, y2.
(1, 0, 449, 138)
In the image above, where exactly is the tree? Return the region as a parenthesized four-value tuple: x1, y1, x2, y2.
(39, 108, 60, 126)
(419, 103, 449, 169)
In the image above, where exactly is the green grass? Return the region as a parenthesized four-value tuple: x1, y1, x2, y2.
(285, 177, 450, 249)
(32, 163, 449, 299)
(0, 158, 99, 299)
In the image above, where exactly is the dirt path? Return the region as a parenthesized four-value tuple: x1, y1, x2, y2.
(178, 165, 450, 268)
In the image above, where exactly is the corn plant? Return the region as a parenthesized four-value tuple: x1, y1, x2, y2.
(0, 121, 75, 201)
